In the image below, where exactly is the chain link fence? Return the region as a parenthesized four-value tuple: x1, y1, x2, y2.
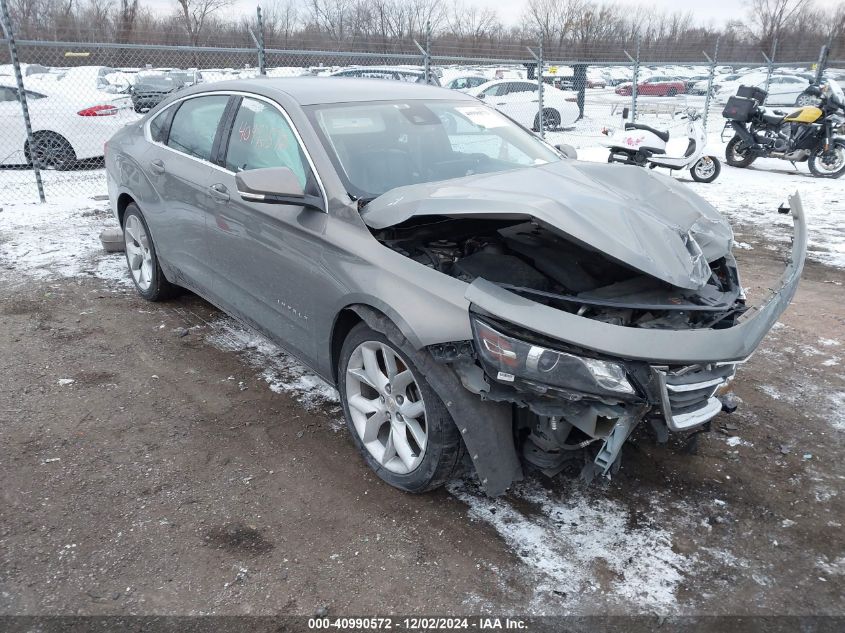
(2, 9, 843, 203)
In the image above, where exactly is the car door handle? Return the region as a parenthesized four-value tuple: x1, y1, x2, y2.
(149, 159, 165, 175)
(208, 183, 229, 203)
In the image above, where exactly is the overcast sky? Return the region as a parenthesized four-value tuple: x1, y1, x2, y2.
(146, 0, 743, 28)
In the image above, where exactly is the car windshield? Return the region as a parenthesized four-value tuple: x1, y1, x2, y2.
(305, 100, 561, 200)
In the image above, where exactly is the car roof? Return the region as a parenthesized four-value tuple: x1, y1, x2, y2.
(175, 77, 477, 105)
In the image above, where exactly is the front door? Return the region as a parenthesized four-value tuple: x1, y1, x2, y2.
(204, 95, 327, 362)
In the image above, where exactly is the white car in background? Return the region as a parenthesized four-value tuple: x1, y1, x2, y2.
(444, 75, 489, 92)
(0, 78, 138, 169)
(468, 79, 580, 131)
(714, 73, 811, 105)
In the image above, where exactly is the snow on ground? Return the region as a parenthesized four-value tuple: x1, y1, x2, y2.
(0, 197, 129, 288)
(204, 316, 342, 417)
(448, 478, 696, 613)
(1, 148, 842, 612)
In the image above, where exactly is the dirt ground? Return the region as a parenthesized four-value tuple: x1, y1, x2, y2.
(0, 212, 844, 619)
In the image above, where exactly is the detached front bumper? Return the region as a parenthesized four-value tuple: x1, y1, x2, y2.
(465, 193, 806, 366)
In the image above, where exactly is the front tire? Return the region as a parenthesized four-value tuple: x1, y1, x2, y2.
(725, 135, 756, 168)
(690, 156, 721, 183)
(338, 323, 463, 493)
(122, 204, 178, 301)
(808, 139, 845, 179)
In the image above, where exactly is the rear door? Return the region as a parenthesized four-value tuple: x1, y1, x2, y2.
(143, 93, 232, 293)
(203, 95, 328, 361)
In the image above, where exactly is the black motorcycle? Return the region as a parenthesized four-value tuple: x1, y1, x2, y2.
(722, 80, 845, 178)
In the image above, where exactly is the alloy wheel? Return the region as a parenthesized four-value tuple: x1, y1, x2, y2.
(796, 93, 817, 107)
(345, 341, 428, 474)
(31, 134, 72, 169)
(124, 215, 154, 291)
(818, 146, 845, 173)
(693, 157, 716, 179)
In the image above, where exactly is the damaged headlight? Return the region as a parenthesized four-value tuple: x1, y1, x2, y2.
(471, 319, 636, 396)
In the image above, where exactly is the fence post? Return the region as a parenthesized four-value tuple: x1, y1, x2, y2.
(537, 39, 544, 138)
(623, 36, 641, 122)
(527, 39, 544, 138)
(702, 36, 720, 134)
(763, 36, 777, 96)
(414, 24, 433, 85)
(0, 0, 45, 203)
(256, 5, 266, 76)
(424, 21, 431, 84)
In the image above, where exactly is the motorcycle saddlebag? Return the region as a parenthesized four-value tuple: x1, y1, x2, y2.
(722, 96, 756, 122)
(737, 85, 767, 103)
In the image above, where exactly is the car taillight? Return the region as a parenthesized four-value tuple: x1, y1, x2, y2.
(78, 105, 118, 117)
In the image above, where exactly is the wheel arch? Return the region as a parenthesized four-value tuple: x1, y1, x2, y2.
(329, 303, 421, 385)
(116, 192, 136, 227)
(331, 303, 522, 496)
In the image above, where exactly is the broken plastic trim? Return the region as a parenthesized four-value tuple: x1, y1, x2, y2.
(465, 193, 806, 365)
(494, 283, 738, 312)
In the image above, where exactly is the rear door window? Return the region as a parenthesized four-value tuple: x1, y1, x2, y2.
(166, 95, 230, 161)
(224, 97, 308, 188)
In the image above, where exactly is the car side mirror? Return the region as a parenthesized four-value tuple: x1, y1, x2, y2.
(235, 167, 323, 211)
(476, 92, 486, 99)
(555, 143, 578, 159)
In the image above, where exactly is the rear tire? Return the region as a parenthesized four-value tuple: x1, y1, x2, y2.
(725, 135, 756, 168)
(338, 322, 463, 493)
(795, 92, 818, 107)
(25, 131, 76, 170)
(534, 108, 561, 131)
(122, 203, 178, 301)
(690, 156, 721, 183)
(808, 139, 845, 179)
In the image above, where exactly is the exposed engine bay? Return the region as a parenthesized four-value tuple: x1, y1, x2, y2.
(374, 216, 747, 331)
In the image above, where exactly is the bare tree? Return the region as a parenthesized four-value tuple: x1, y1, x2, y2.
(115, 0, 138, 42)
(746, 0, 812, 52)
(175, 0, 232, 46)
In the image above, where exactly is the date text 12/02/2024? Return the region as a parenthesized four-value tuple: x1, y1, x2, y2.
(307, 617, 528, 630)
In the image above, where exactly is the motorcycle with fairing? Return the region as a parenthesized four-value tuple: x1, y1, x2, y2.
(723, 79, 845, 178)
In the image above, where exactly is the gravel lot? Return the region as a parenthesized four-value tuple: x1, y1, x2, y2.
(1, 162, 844, 621)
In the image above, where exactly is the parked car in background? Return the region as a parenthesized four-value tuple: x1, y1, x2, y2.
(444, 75, 488, 91)
(684, 75, 710, 91)
(131, 71, 197, 113)
(0, 78, 138, 169)
(586, 74, 607, 88)
(58, 65, 132, 94)
(715, 74, 812, 105)
(615, 76, 687, 97)
(0, 63, 50, 77)
(689, 78, 713, 95)
(469, 79, 580, 130)
(328, 66, 440, 85)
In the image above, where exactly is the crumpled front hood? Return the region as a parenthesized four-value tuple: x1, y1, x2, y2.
(361, 160, 734, 290)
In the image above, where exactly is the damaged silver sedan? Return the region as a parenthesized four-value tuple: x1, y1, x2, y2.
(105, 78, 806, 495)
